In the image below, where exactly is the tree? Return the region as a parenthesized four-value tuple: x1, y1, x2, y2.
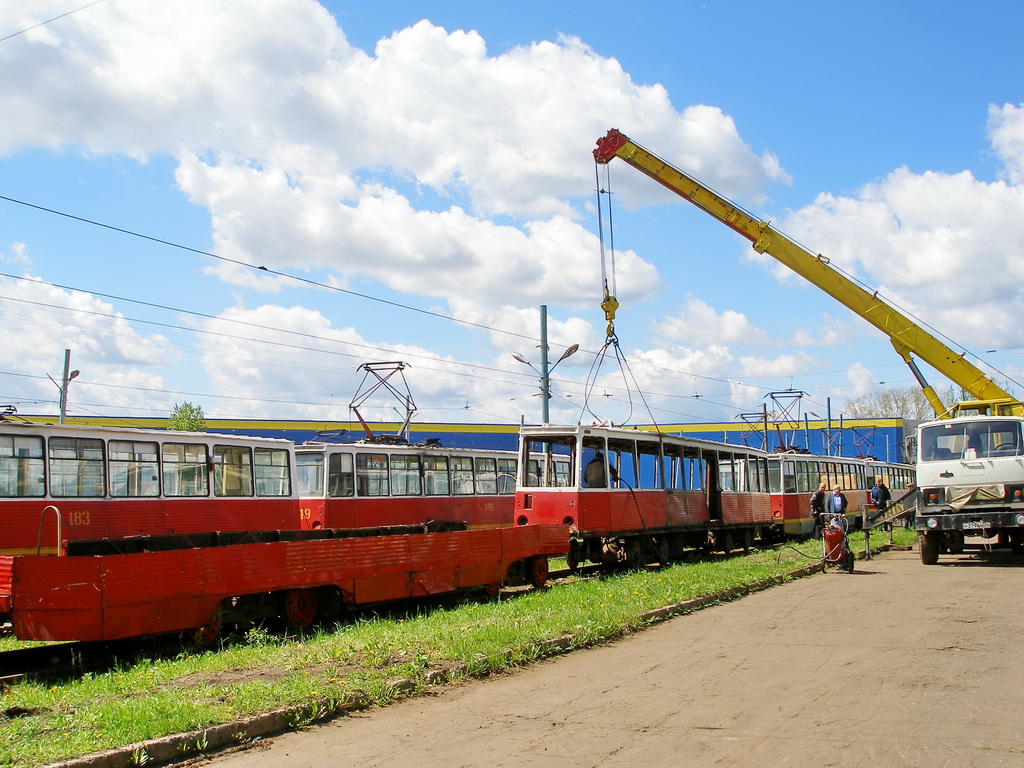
(843, 385, 959, 421)
(168, 402, 206, 431)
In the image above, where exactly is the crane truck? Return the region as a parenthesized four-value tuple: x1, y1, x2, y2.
(594, 128, 1024, 563)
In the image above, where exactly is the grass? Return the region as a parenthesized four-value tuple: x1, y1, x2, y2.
(0, 529, 917, 766)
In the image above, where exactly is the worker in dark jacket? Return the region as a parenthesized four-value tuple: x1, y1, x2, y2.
(870, 478, 891, 512)
(809, 482, 827, 535)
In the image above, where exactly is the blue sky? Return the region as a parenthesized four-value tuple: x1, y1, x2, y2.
(2, 0, 1023, 428)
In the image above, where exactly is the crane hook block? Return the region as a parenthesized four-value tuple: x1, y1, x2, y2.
(601, 293, 619, 337)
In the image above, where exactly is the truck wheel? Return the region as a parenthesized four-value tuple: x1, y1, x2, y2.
(920, 531, 940, 565)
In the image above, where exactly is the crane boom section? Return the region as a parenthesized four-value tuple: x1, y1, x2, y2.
(594, 128, 1016, 415)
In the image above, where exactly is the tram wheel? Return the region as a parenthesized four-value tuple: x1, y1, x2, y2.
(529, 556, 549, 589)
(656, 538, 670, 566)
(626, 539, 645, 569)
(483, 582, 502, 597)
(284, 589, 318, 630)
(188, 607, 223, 648)
(566, 540, 583, 572)
(742, 528, 754, 552)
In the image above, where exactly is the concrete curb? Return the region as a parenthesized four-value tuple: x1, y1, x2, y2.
(42, 553, 878, 768)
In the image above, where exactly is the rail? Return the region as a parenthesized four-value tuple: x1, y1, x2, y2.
(35, 505, 62, 557)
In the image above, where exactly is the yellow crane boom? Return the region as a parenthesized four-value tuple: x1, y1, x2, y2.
(594, 128, 1019, 418)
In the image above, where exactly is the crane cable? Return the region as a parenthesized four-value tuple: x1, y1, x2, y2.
(594, 163, 619, 340)
(586, 162, 661, 432)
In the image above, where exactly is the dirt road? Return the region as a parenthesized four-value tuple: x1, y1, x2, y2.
(198, 547, 1024, 767)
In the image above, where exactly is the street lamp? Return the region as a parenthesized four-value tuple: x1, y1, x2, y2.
(512, 305, 578, 423)
(47, 349, 80, 425)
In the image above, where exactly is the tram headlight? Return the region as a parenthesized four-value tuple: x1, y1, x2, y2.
(926, 517, 939, 529)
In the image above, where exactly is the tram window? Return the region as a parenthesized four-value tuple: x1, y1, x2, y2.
(162, 443, 208, 497)
(736, 458, 750, 491)
(582, 445, 608, 488)
(553, 459, 572, 487)
(49, 437, 105, 498)
(109, 440, 159, 497)
(684, 456, 704, 490)
(296, 453, 325, 496)
(213, 445, 253, 497)
(767, 459, 782, 493)
(424, 455, 450, 495)
(719, 458, 735, 491)
(607, 440, 636, 489)
(475, 457, 498, 494)
(451, 456, 474, 495)
(525, 458, 541, 488)
(795, 462, 812, 494)
(661, 445, 684, 490)
(782, 461, 796, 494)
(637, 446, 659, 490)
(391, 454, 422, 496)
(254, 447, 291, 496)
(356, 453, 389, 496)
(753, 459, 763, 492)
(0, 435, 45, 498)
(327, 452, 354, 497)
(497, 458, 517, 494)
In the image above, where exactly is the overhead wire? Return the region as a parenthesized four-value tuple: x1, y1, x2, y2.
(0, 0, 107, 44)
(0, 195, 842, 419)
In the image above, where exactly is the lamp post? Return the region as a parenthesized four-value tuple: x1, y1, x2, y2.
(512, 305, 578, 423)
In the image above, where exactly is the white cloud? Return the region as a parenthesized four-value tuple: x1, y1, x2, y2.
(0, 274, 172, 413)
(1, 1, 784, 314)
(989, 102, 1024, 185)
(770, 104, 1024, 350)
(657, 295, 770, 347)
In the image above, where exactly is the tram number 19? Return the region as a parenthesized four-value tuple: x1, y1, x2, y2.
(300, 507, 313, 521)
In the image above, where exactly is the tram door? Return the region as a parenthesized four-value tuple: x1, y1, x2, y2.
(704, 450, 723, 522)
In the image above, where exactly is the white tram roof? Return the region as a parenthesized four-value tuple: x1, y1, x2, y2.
(518, 423, 769, 457)
(295, 439, 516, 456)
(0, 419, 293, 446)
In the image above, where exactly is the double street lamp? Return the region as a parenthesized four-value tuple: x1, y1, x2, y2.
(512, 305, 578, 423)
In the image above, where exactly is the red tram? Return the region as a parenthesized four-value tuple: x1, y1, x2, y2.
(766, 453, 915, 536)
(294, 440, 567, 530)
(515, 425, 774, 569)
(0, 523, 565, 643)
(0, 421, 297, 555)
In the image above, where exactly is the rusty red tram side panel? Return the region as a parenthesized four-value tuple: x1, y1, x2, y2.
(0, 524, 567, 643)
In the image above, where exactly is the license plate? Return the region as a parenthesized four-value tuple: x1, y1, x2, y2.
(961, 520, 992, 529)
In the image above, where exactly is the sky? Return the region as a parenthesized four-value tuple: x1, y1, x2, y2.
(1, 0, 1023, 430)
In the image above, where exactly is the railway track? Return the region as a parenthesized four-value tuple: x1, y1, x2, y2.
(0, 635, 186, 688)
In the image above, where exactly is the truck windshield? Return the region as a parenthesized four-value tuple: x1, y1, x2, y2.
(920, 420, 1023, 462)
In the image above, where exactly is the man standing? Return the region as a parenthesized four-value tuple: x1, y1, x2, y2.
(830, 485, 848, 516)
(871, 478, 891, 513)
(810, 482, 827, 535)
